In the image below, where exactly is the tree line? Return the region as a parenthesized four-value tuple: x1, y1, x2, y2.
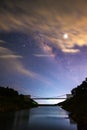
(0, 86, 38, 112)
(58, 78, 87, 124)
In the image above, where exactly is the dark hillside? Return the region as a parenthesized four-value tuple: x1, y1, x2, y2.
(58, 78, 87, 124)
(0, 86, 38, 112)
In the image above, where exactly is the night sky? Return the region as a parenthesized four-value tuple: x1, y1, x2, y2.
(0, 0, 87, 103)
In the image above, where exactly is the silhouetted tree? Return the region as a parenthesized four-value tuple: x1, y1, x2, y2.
(0, 86, 38, 112)
(20, 94, 24, 100)
(0, 86, 18, 97)
(71, 78, 87, 98)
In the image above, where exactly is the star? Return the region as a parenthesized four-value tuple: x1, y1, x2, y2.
(22, 44, 26, 47)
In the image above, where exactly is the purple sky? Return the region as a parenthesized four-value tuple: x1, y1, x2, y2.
(0, 0, 87, 103)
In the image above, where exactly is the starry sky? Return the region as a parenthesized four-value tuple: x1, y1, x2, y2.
(0, 0, 87, 103)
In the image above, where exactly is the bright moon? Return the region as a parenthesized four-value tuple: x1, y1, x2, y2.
(63, 33, 68, 39)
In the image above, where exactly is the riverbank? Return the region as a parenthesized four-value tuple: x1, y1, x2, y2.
(58, 78, 87, 124)
(0, 97, 38, 112)
(0, 86, 38, 112)
(58, 97, 87, 124)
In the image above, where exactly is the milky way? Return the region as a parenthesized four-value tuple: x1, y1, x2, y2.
(0, 0, 87, 103)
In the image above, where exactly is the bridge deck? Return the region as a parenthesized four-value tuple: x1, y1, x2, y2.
(32, 98, 66, 99)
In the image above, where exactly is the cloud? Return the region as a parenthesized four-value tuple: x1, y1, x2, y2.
(0, 55, 22, 59)
(0, 40, 6, 44)
(33, 54, 55, 57)
(0, 0, 87, 53)
(0, 46, 22, 59)
(62, 48, 80, 53)
(0, 46, 52, 85)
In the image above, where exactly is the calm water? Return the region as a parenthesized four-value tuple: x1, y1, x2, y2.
(0, 106, 77, 130)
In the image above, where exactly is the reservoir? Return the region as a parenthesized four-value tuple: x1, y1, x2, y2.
(0, 106, 77, 130)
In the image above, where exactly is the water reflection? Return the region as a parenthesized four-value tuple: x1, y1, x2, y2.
(28, 106, 77, 130)
(0, 112, 15, 130)
(0, 106, 86, 130)
(12, 110, 30, 130)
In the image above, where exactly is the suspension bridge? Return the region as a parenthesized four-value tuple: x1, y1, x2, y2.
(25, 94, 72, 105)
(31, 94, 71, 100)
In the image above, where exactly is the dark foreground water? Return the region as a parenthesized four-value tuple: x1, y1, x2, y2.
(0, 106, 78, 130)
